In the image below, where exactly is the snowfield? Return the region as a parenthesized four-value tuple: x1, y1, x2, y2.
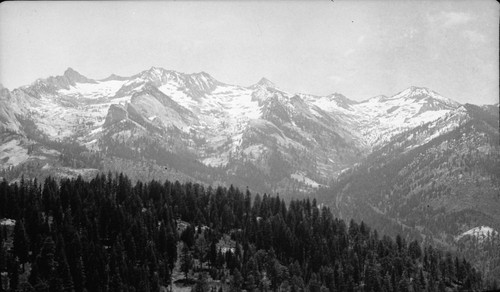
(59, 80, 127, 99)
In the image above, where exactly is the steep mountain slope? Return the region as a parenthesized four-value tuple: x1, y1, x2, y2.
(318, 103, 500, 243)
(0, 84, 21, 133)
(312, 102, 500, 281)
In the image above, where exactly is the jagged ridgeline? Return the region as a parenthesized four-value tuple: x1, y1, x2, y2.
(1, 67, 484, 195)
(0, 174, 484, 291)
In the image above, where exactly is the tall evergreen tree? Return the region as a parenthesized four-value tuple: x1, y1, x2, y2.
(180, 243, 193, 280)
(13, 219, 29, 271)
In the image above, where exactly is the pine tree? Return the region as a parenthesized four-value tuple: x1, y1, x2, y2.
(7, 257, 20, 291)
(244, 274, 257, 292)
(398, 271, 411, 292)
(166, 225, 178, 274)
(181, 225, 195, 248)
(56, 247, 74, 292)
(193, 273, 209, 292)
(13, 219, 29, 270)
(308, 273, 321, 292)
(230, 268, 243, 292)
(180, 243, 193, 280)
(209, 239, 218, 268)
(409, 240, 422, 260)
(195, 233, 208, 269)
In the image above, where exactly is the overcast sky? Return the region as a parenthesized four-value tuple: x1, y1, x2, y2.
(0, 1, 498, 104)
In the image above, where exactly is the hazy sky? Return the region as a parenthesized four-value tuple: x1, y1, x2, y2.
(0, 1, 498, 104)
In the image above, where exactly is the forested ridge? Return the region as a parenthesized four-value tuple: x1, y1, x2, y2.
(0, 174, 484, 291)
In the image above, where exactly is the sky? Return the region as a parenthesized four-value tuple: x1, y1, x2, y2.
(0, 0, 498, 104)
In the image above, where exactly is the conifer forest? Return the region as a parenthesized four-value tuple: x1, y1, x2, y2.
(0, 174, 485, 291)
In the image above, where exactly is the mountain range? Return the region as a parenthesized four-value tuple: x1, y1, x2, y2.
(1, 67, 499, 256)
(1, 67, 479, 186)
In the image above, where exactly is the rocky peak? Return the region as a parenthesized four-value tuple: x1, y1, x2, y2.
(101, 74, 130, 82)
(63, 67, 97, 84)
(376, 86, 458, 111)
(328, 92, 358, 108)
(396, 86, 436, 98)
(0, 84, 10, 100)
(255, 77, 275, 89)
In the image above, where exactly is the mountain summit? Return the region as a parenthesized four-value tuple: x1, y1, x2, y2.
(100, 73, 130, 82)
(63, 67, 97, 85)
(255, 77, 275, 88)
(392, 86, 459, 108)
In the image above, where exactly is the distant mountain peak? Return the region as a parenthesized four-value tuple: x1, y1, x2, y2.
(64, 67, 77, 74)
(409, 85, 427, 91)
(255, 77, 275, 88)
(391, 86, 459, 108)
(189, 71, 216, 81)
(400, 86, 434, 96)
(140, 66, 167, 78)
(63, 67, 82, 79)
(132, 67, 181, 87)
(325, 92, 358, 109)
(328, 92, 358, 104)
(394, 86, 444, 99)
(100, 74, 129, 82)
(63, 67, 96, 84)
(145, 66, 165, 73)
(197, 71, 211, 77)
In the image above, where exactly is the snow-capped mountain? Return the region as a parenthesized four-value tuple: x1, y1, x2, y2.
(318, 100, 499, 248)
(0, 67, 495, 195)
(348, 86, 460, 147)
(2, 67, 498, 283)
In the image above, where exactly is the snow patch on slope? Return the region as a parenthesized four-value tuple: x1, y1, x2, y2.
(291, 172, 322, 188)
(59, 80, 127, 99)
(0, 218, 15, 226)
(457, 226, 498, 242)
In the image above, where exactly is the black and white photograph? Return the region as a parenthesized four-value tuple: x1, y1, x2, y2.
(0, 0, 498, 291)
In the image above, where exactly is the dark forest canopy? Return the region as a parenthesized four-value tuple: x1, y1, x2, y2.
(0, 173, 484, 291)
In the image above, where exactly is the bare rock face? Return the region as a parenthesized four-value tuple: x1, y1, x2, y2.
(103, 104, 128, 127)
(62, 67, 98, 86)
